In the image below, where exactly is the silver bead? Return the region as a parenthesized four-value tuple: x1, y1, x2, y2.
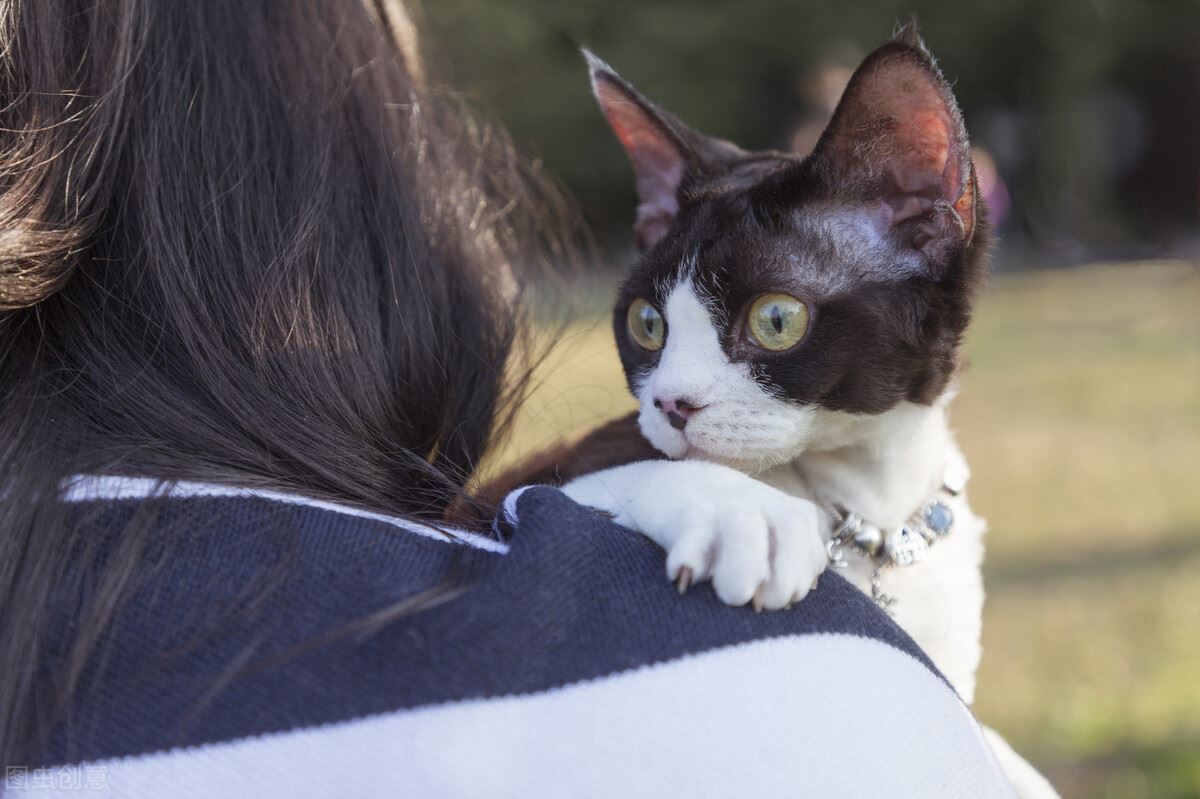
(853, 524, 884, 556)
(831, 511, 863, 542)
(884, 526, 929, 567)
(943, 459, 969, 496)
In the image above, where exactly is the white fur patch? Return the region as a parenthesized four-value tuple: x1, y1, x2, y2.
(621, 299, 993, 704)
(562, 459, 829, 610)
(635, 278, 851, 471)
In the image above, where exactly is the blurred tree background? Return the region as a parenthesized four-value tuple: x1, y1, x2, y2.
(421, 0, 1199, 267)
(420, 3, 1200, 797)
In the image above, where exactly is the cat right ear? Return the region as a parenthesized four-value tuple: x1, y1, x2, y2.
(808, 24, 978, 267)
(585, 50, 690, 251)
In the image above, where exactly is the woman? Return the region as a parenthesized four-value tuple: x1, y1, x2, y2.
(0, 1, 1013, 795)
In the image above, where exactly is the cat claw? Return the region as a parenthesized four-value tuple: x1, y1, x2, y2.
(675, 566, 693, 594)
(752, 585, 765, 613)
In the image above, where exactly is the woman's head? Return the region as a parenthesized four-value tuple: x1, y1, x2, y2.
(0, 0, 570, 762)
(0, 0, 562, 509)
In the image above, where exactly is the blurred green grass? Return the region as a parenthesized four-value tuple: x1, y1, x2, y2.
(494, 260, 1200, 799)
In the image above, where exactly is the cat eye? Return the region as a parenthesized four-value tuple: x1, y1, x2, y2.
(627, 298, 665, 351)
(747, 293, 809, 351)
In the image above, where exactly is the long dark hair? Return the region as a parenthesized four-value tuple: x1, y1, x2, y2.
(0, 0, 571, 763)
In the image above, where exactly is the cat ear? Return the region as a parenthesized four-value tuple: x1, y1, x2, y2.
(811, 22, 977, 264)
(585, 50, 727, 251)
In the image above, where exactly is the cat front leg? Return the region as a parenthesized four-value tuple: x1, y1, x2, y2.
(562, 460, 831, 610)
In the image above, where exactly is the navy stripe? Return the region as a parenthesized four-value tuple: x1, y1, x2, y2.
(42, 487, 941, 766)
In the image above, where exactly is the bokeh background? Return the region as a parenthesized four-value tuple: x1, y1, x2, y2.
(421, 2, 1199, 796)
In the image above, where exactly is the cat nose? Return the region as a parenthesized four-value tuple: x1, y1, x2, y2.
(653, 397, 703, 431)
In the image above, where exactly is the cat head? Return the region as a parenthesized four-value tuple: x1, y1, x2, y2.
(589, 24, 988, 471)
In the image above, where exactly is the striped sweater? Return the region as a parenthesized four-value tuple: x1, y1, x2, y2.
(7, 478, 1012, 797)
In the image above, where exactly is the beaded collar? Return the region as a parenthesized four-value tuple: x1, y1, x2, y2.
(823, 460, 968, 612)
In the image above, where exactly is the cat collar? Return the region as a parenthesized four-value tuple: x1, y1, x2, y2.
(824, 460, 968, 611)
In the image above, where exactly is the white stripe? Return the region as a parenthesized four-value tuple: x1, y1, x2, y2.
(61, 475, 509, 554)
(7, 635, 1013, 798)
(502, 484, 535, 527)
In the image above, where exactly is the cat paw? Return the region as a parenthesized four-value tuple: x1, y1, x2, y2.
(664, 490, 828, 610)
(561, 460, 830, 611)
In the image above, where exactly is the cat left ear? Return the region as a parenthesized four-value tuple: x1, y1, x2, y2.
(585, 50, 689, 251)
(586, 50, 740, 252)
(811, 23, 977, 265)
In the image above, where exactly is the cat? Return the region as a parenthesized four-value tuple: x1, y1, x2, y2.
(504, 23, 1057, 799)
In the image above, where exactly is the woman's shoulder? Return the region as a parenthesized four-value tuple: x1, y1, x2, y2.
(22, 480, 1011, 798)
